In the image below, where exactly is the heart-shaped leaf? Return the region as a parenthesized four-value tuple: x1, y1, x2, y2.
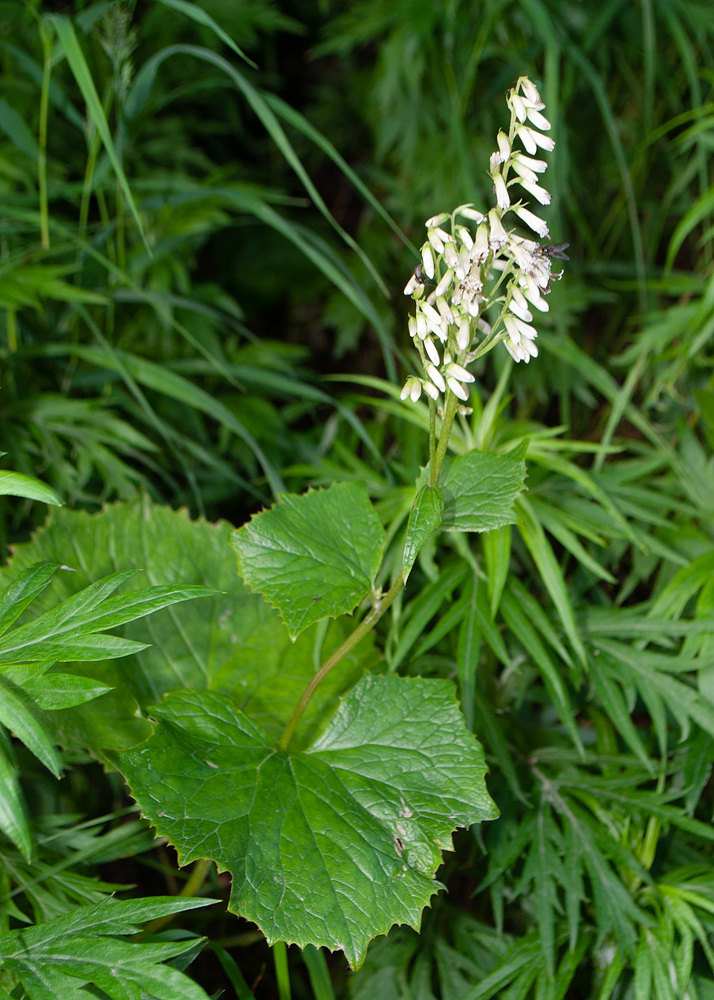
(117, 674, 497, 968)
(230, 482, 386, 638)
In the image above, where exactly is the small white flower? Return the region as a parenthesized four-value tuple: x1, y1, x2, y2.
(511, 93, 528, 122)
(504, 314, 522, 345)
(519, 179, 551, 205)
(436, 296, 454, 325)
(447, 377, 469, 401)
(493, 174, 510, 210)
(457, 206, 485, 223)
(523, 338, 538, 359)
(472, 223, 490, 262)
(424, 336, 441, 365)
(422, 302, 442, 327)
(404, 273, 419, 295)
(408, 316, 418, 338)
(423, 380, 440, 400)
(508, 240, 536, 271)
(426, 212, 449, 228)
(457, 226, 473, 249)
(457, 245, 471, 279)
(521, 78, 543, 106)
(444, 242, 460, 269)
(517, 126, 555, 153)
(457, 317, 471, 351)
(400, 376, 422, 401)
(488, 209, 509, 248)
(434, 269, 454, 297)
(422, 245, 435, 278)
(508, 295, 532, 323)
(514, 152, 547, 173)
(511, 159, 539, 186)
(526, 107, 551, 131)
(514, 205, 550, 238)
(427, 364, 446, 392)
(445, 362, 475, 383)
(520, 274, 549, 311)
(428, 229, 445, 253)
(416, 312, 428, 338)
(511, 315, 538, 341)
(496, 130, 511, 162)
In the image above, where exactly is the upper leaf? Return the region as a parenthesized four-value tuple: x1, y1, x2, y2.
(230, 482, 386, 638)
(440, 443, 528, 533)
(403, 485, 444, 583)
(117, 674, 497, 968)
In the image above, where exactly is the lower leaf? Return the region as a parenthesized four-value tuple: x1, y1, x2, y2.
(116, 674, 497, 968)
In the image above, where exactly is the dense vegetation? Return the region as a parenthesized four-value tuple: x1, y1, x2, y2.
(1, 0, 714, 997)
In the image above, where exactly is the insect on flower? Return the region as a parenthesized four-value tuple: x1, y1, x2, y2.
(538, 242, 570, 261)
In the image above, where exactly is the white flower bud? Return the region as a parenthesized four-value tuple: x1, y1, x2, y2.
(447, 377, 469, 400)
(400, 377, 416, 400)
(521, 78, 543, 106)
(404, 274, 419, 295)
(445, 362, 475, 383)
(423, 380, 440, 400)
(410, 379, 423, 402)
(444, 242, 460, 268)
(514, 152, 547, 173)
(425, 212, 449, 228)
(513, 316, 538, 341)
(514, 205, 549, 238)
(436, 296, 454, 325)
(472, 223, 490, 262)
(511, 159, 539, 186)
(490, 151, 502, 172)
(493, 174, 510, 210)
(408, 316, 418, 338)
(416, 312, 428, 338)
(520, 274, 549, 311)
(457, 245, 471, 279)
(519, 179, 551, 205)
(457, 318, 471, 351)
(517, 126, 555, 153)
(504, 315, 522, 345)
(457, 226, 473, 249)
(428, 229, 445, 253)
(508, 296, 532, 323)
(458, 206, 485, 222)
(422, 245, 435, 278)
(434, 269, 454, 297)
(488, 209, 509, 247)
(422, 302, 442, 327)
(427, 365, 446, 392)
(497, 130, 511, 162)
(527, 107, 551, 131)
(424, 336, 441, 365)
(511, 94, 528, 122)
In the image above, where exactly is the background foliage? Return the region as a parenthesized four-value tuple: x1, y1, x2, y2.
(1, 0, 714, 996)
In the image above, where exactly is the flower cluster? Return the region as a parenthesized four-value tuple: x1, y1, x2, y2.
(401, 76, 566, 406)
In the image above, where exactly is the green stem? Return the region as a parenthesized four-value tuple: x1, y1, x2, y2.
(428, 396, 436, 470)
(273, 941, 291, 1000)
(278, 574, 404, 752)
(429, 390, 459, 487)
(6, 309, 17, 353)
(38, 25, 52, 250)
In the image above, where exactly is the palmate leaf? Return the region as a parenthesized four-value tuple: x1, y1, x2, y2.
(0, 897, 214, 1000)
(230, 481, 386, 638)
(117, 675, 497, 968)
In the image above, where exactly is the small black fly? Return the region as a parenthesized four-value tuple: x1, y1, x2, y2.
(539, 241, 570, 261)
(413, 264, 427, 284)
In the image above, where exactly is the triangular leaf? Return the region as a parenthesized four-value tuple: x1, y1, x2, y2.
(230, 482, 386, 638)
(440, 443, 527, 533)
(117, 675, 497, 968)
(403, 485, 444, 583)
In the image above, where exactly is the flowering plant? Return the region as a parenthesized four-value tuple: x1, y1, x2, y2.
(401, 75, 565, 420)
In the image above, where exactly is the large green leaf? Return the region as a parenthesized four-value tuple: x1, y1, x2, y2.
(440, 444, 528, 533)
(0, 897, 214, 1000)
(0, 498, 376, 751)
(0, 470, 62, 506)
(117, 675, 497, 968)
(230, 482, 386, 638)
